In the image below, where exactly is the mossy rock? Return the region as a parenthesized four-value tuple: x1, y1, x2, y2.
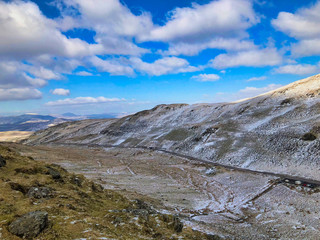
(301, 132, 317, 141)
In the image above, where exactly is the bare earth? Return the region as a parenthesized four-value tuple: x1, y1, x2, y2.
(0, 131, 33, 142)
(8, 143, 320, 239)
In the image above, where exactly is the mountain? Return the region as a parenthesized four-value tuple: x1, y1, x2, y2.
(25, 74, 320, 179)
(0, 114, 70, 132)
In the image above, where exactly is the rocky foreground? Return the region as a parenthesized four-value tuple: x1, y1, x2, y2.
(0, 145, 216, 239)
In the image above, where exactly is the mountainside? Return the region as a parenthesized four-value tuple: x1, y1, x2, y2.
(25, 74, 320, 179)
(0, 114, 69, 132)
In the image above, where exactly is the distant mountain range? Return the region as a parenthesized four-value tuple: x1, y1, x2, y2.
(0, 114, 69, 132)
(0, 112, 120, 132)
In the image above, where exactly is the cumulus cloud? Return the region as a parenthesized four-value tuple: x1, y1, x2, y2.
(0, 61, 47, 89)
(160, 38, 256, 56)
(46, 96, 126, 106)
(0, 1, 104, 60)
(210, 48, 283, 69)
(272, 1, 320, 57)
(51, 88, 70, 96)
(130, 57, 199, 76)
(62, 0, 153, 37)
(237, 84, 282, 98)
(246, 76, 267, 82)
(75, 71, 93, 76)
(274, 63, 320, 75)
(291, 39, 320, 57)
(272, 2, 320, 39)
(90, 56, 135, 76)
(140, 0, 258, 42)
(58, 0, 151, 56)
(192, 74, 220, 82)
(0, 88, 42, 101)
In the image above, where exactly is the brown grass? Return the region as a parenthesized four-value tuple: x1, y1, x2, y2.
(0, 131, 33, 142)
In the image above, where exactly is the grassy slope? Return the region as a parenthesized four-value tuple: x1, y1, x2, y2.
(0, 145, 213, 240)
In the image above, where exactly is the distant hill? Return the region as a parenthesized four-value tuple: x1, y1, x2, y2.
(0, 114, 70, 132)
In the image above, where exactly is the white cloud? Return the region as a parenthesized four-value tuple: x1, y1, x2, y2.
(160, 38, 256, 56)
(58, 0, 151, 56)
(291, 39, 320, 57)
(90, 56, 135, 76)
(237, 84, 282, 97)
(0, 88, 42, 101)
(75, 71, 93, 76)
(63, 0, 153, 37)
(192, 74, 220, 82)
(140, 0, 258, 42)
(210, 48, 283, 69)
(274, 63, 320, 75)
(46, 96, 126, 106)
(24, 66, 61, 80)
(202, 83, 282, 103)
(0, 1, 104, 60)
(130, 57, 199, 76)
(272, 2, 320, 57)
(51, 88, 70, 96)
(0, 61, 47, 89)
(272, 2, 320, 39)
(246, 76, 267, 82)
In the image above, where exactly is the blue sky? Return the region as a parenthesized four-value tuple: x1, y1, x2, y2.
(0, 0, 320, 116)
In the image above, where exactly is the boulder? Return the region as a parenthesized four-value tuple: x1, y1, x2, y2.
(0, 155, 6, 167)
(27, 187, 53, 199)
(8, 211, 48, 239)
(46, 166, 61, 179)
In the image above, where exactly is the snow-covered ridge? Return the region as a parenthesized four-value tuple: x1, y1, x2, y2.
(25, 74, 320, 180)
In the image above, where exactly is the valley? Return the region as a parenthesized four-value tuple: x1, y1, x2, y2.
(8, 143, 320, 239)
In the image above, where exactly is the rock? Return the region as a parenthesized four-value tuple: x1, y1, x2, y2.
(205, 167, 218, 176)
(9, 182, 29, 194)
(301, 132, 317, 141)
(132, 199, 155, 213)
(8, 211, 48, 239)
(170, 216, 183, 233)
(71, 175, 83, 186)
(0, 155, 6, 167)
(91, 182, 104, 192)
(162, 214, 183, 233)
(27, 187, 53, 199)
(46, 166, 61, 180)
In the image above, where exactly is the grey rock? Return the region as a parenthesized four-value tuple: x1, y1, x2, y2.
(8, 211, 48, 239)
(46, 166, 61, 179)
(27, 187, 53, 199)
(0, 155, 6, 167)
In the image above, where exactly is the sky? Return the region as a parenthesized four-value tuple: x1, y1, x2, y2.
(1, 0, 320, 116)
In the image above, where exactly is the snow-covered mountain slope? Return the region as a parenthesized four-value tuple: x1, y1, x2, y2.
(25, 74, 320, 179)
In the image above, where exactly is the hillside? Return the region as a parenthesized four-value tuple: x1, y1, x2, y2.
(0, 145, 213, 239)
(25, 74, 320, 179)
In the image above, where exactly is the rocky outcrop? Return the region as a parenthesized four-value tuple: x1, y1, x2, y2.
(27, 187, 54, 199)
(0, 155, 6, 167)
(8, 211, 48, 239)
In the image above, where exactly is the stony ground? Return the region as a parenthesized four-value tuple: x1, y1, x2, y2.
(8, 143, 320, 239)
(0, 144, 212, 240)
